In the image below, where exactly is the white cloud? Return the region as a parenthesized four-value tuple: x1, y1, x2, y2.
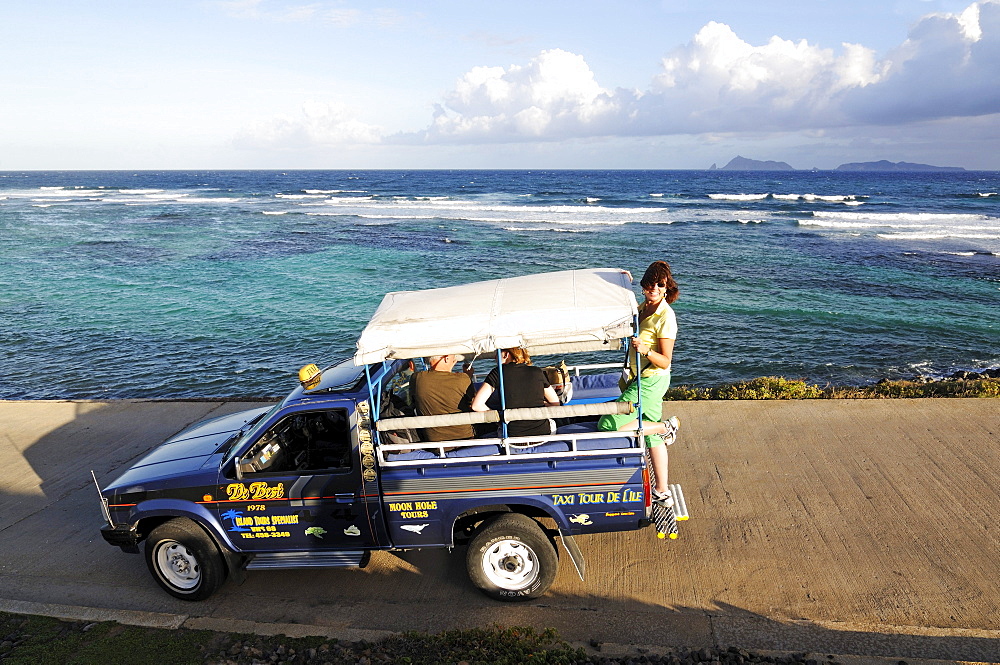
(842, 0, 1000, 123)
(233, 101, 383, 149)
(235, 1, 1000, 152)
(412, 49, 621, 142)
(639, 21, 885, 133)
(405, 0, 1000, 143)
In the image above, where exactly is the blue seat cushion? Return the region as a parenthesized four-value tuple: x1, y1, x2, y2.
(569, 373, 621, 403)
(384, 420, 634, 460)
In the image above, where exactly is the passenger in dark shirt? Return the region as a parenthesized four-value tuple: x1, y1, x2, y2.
(471, 347, 559, 438)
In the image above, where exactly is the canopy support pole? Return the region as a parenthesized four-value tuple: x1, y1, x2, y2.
(496, 348, 508, 439)
(633, 313, 644, 443)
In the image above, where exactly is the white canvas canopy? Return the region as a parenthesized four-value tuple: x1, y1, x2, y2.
(354, 268, 638, 364)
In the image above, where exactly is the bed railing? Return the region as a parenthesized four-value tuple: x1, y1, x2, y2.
(374, 401, 642, 467)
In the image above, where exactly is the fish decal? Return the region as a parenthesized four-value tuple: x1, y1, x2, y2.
(305, 526, 327, 539)
(343, 525, 361, 536)
(569, 514, 592, 525)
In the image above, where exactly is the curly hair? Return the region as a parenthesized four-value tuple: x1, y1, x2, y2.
(639, 260, 680, 304)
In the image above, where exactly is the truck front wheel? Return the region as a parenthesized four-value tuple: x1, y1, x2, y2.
(466, 513, 557, 601)
(145, 518, 226, 601)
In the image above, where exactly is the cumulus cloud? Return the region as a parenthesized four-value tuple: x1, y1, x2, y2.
(401, 0, 1000, 144)
(233, 101, 383, 149)
(412, 49, 621, 143)
(235, 0, 1000, 150)
(842, 0, 1000, 123)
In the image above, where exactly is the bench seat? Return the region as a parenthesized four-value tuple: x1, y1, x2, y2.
(385, 421, 634, 461)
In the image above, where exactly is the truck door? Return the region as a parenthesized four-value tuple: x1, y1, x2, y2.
(218, 408, 379, 552)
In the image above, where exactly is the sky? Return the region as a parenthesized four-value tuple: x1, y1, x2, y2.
(1, 0, 999, 170)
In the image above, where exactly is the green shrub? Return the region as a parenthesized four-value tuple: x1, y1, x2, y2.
(666, 377, 1000, 400)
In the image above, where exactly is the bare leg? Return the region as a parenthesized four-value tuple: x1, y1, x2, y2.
(615, 418, 674, 494)
(647, 443, 669, 493)
(615, 419, 668, 435)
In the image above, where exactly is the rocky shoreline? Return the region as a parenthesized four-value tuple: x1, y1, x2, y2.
(928, 368, 1000, 381)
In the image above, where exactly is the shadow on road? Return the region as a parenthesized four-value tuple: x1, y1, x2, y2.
(2, 400, 998, 663)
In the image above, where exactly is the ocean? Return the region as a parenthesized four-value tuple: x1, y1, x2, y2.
(1, 169, 997, 400)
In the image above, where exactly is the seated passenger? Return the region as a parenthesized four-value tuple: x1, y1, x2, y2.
(471, 347, 560, 438)
(410, 354, 476, 442)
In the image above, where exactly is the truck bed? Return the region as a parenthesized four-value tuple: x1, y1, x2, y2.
(384, 421, 635, 461)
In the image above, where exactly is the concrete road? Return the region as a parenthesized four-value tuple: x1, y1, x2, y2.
(1, 398, 998, 662)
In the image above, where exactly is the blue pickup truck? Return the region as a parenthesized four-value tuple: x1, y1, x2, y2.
(96, 268, 687, 601)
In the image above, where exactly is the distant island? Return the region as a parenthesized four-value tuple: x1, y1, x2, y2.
(835, 160, 966, 172)
(709, 156, 966, 172)
(711, 156, 795, 171)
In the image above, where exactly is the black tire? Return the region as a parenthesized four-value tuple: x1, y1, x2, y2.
(145, 518, 226, 601)
(466, 513, 557, 601)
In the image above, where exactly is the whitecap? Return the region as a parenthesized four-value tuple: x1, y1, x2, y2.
(119, 189, 165, 194)
(502, 226, 592, 233)
(649, 193, 664, 197)
(812, 211, 990, 223)
(708, 193, 769, 201)
(978, 192, 997, 197)
(39, 186, 65, 190)
(585, 197, 601, 203)
(877, 232, 997, 240)
(262, 211, 288, 215)
(806, 194, 857, 202)
(144, 193, 189, 199)
(800, 219, 906, 229)
(777, 193, 862, 202)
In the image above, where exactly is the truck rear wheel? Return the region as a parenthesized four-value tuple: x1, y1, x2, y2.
(145, 518, 226, 601)
(466, 513, 557, 601)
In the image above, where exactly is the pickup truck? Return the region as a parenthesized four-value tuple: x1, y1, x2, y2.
(96, 268, 687, 602)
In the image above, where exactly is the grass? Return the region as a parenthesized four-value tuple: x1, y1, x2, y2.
(665, 376, 1000, 400)
(0, 615, 593, 665)
(0, 613, 214, 665)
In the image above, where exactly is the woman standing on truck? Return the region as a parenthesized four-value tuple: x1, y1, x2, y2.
(471, 347, 560, 438)
(598, 260, 681, 507)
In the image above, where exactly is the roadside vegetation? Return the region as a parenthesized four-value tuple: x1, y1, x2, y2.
(0, 613, 840, 665)
(665, 375, 1000, 400)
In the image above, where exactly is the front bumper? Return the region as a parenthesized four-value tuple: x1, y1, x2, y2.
(100, 522, 141, 553)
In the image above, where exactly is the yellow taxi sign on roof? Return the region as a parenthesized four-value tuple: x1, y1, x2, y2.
(298, 363, 321, 390)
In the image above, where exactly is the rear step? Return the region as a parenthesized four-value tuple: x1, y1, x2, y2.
(670, 483, 689, 521)
(246, 550, 371, 570)
(651, 483, 689, 540)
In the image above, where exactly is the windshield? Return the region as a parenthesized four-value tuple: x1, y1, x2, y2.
(222, 403, 282, 464)
(302, 357, 368, 394)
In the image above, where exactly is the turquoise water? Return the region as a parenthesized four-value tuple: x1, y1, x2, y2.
(1, 170, 997, 399)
